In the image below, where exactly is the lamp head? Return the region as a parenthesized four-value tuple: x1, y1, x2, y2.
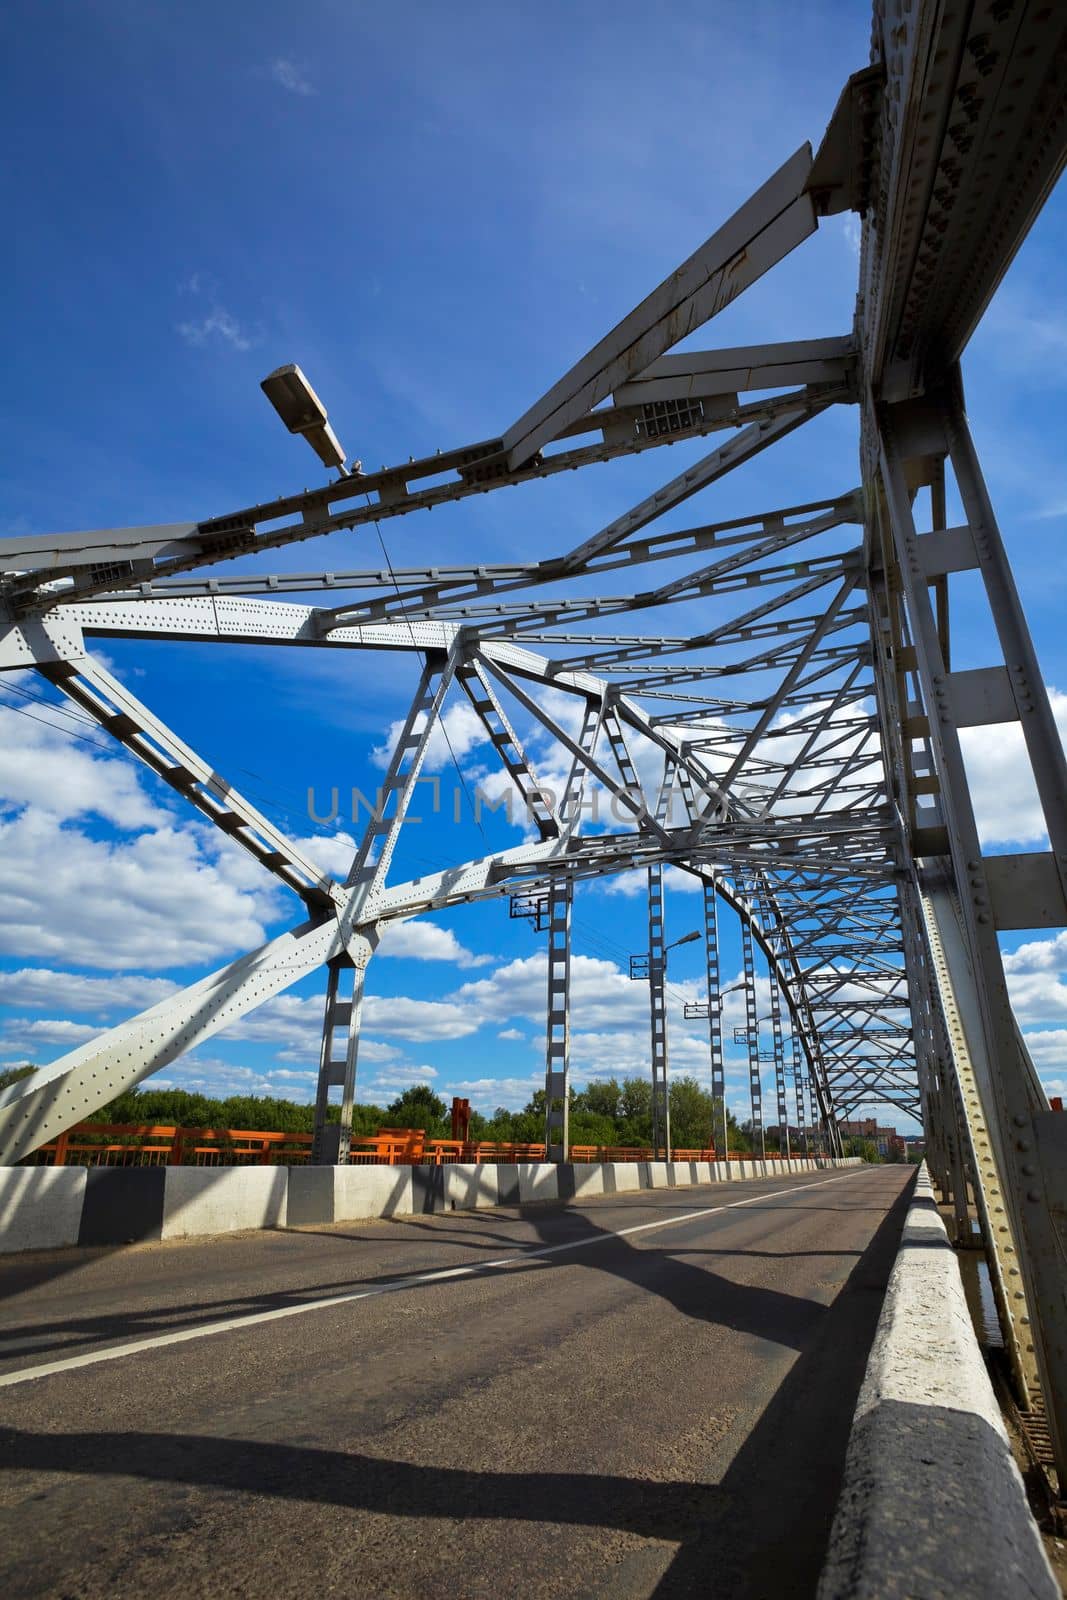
(260, 364, 349, 472)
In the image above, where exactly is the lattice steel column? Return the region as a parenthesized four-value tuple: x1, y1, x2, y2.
(808, 1078, 823, 1156)
(792, 1034, 809, 1156)
(648, 862, 670, 1160)
(768, 962, 790, 1158)
(739, 914, 765, 1157)
(702, 877, 727, 1159)
(312, 953, 371, 1164)
(543, 873, 573, 1162)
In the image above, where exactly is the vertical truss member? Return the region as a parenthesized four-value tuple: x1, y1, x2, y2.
(702, 877, 728, 1159)
(791, 1034, 809, 1156)
(647, 864, 670, 1161)
(543, 874, 574, 1162)
(750, 872, 791, 1158)
(647, 757, 681, 1160)
(313, 954, 372, 1164)
(739, 911, 765, 1157)
(808, 1078, 824, 1158)
(767, 961, 790, 1159)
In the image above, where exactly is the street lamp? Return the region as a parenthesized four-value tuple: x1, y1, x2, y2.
(260, 364, 359, 475)
(683, 977, 745, 1020)
(627, 926, 700, 1161)
(628, 927, 700, 980)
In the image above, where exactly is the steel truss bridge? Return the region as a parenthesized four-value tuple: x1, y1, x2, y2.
(1, 0, 1066, 1481)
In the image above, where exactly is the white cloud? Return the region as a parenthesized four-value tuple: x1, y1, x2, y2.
(448, 950, 761, 1038)
(361, 1063, 440, 1094)
(216, 987, 478, 1052)
(270, 58, 315, 96)
(364, 993, 479, 1040)
(444, 1074, 543, 1112)
(602, 864, 703, 897)
(0, 701, 297, 972)
(1003, 930, 1067, 1023)
(371, 700, 490, 772)
(0, 701, 167, 830)
(1020, 1029, 1067, 1068)
(152, 1056, 320, 1100)
(0, 967, 179, 1014)
(292, 831, 355, 878)
(376, 919, 493, 968)
(0, 1017, 100, 1051)
(959, 688, 1067, 846)
(497, 1027, 524, 1040)
(177, 307, 255, 352)
(0, 809, 283, 971)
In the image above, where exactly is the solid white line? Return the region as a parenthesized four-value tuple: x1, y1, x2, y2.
(0, 1168, 873, 1388)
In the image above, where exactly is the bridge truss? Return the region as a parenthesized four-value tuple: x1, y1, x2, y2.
(1, 0, 1066, 1478)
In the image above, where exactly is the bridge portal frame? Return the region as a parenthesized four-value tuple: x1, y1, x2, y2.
(0, 0, 1064, 1480)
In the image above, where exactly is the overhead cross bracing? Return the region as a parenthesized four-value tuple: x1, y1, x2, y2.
(2, 0, 1067, 1480)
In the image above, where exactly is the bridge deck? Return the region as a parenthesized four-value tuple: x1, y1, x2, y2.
(0, 1167, 911, 1598)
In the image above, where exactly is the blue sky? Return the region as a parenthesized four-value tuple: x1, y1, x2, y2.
(2, 0, 1066, 1135)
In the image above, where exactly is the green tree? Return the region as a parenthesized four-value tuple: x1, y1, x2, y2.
(382, 1083, 448, 1132)
(0, 1064, 36, 1093)
(573, 1078, 622, 1120)
(619, 1076, 652, 1122)
(667, 1076, 715, 1148)
(842, 1135, 879, 1163)
(568, 1109, 620, 1148)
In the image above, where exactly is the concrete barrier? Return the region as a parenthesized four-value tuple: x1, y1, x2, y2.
(0, 1155, 862, 1251)
(517, 1162, 559, 1203)
(287, 1164, 415, 1227)
(444, 1163, 499, 1210)
(163, 1167, 287, 1239)
(608, 1161, 640, 1194)
(569, 1164, 606, 1199)
(0, 1167, 86, 1253)
(818, 1164, 1057, 1600)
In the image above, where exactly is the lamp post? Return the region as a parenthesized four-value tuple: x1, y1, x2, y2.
(260, 364, 359, 476)
(629, 927, 700, 1158)
(682, 976, 745, 1018)
(684, 972, 742, 1164)
(629, 927, 701, 980)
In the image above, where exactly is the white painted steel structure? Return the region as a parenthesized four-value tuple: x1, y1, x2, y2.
(1, 0, 1066, 1478)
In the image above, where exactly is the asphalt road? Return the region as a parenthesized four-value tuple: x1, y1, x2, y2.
(0, 1164, 913, 1599)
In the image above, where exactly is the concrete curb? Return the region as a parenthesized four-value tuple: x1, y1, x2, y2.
(817, 1163, 1057, 1600)
(0, 1155, 862, 1253)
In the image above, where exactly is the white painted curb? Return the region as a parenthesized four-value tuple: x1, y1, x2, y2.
(818, 1164, 1057, 1600)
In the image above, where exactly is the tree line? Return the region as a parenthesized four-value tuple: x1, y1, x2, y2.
(0, 1063, 895, 1157)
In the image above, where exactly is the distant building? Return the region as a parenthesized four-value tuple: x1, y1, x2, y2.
(839, 1117, 907, 1159)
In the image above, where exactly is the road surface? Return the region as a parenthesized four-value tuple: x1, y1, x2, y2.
(0, 1164, 912, 1597)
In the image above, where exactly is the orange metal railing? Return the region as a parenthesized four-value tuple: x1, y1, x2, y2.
(31, 1123, 799, 1169)
(30, 1122, 549, 1169)
(32, 1123, 315, 1168)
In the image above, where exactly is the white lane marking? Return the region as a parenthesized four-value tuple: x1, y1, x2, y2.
(0, 1168, 875, 1388)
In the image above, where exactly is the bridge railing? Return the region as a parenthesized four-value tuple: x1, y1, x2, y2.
(26, 1123, 550, 1167)
(27, 1124, 806, 1168)
(28, 1123, 315, 1167)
